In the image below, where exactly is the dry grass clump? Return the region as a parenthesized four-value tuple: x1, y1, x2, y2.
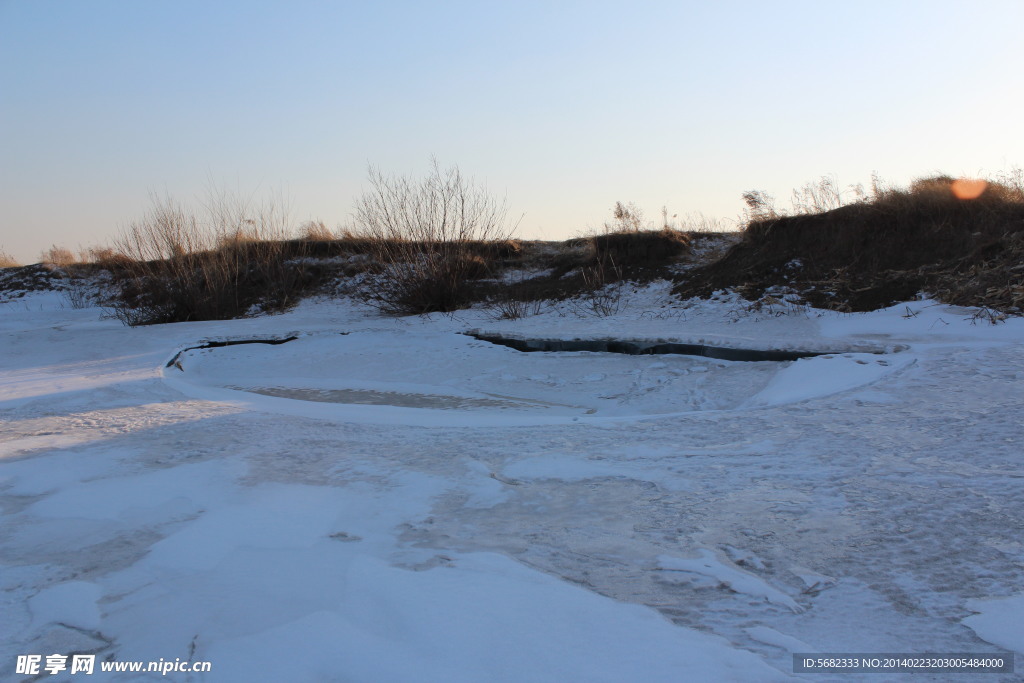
(0, 249, 20, 268)
(590, 228, 690, 270)
(109, 192, 321, 325)
(40, 245, 77, 269)
(930, 229, 1024, 311)
(676, 173, 1024, 312)
(352, 161, 519, 315)
(476, 205, 695, 319)
(550, 202, 691, 283)
(299, 220, 335, 241)
(81, 246, 133, 269)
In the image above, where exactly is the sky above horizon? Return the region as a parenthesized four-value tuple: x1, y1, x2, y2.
(2, 0, 1023, 262)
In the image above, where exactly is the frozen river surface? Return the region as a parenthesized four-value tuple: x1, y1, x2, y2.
(1, 289, 1022, 681)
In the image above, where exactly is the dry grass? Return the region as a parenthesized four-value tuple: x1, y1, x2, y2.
(40, 245, 77, 269)
(488, 294, 546, 321)
(590, 228, 690, 271)
(548, 202, 692, 284)
(468, 202, 714, 317)
(108, 192, 323, 325)
(0, 249, 20, 268)
(35, 167, 1020, 322)
(299, 220, 335, 241)
(605, 201, 645, 232)
(676, 173, 1024, 312)
(81, 246, 132, 269)
(484, 233, 690, 319)
(669, 211, 733, 233)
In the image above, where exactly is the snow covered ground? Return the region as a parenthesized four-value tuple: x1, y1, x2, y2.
(1, 285, 1022, 681)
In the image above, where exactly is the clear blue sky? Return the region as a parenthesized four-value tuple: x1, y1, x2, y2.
(2, 0, 1023, 262)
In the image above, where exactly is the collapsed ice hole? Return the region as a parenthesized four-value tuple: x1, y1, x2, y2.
(162, 331, 907, 424)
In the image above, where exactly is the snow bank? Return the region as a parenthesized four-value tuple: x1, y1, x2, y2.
(963, 594, 1024, 654)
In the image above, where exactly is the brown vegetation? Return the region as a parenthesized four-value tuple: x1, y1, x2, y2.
(675, 174, 1024, 312)
(0, 249, 20, 268)
(17, 168, 1021, 324)
(40, 245, 77, 269)
(351, 161, 520, 315)
(108, 193, 325, 325)
(299, 220, 335, 241)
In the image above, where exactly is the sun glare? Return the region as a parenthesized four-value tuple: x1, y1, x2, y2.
(951, 178, 988, 200)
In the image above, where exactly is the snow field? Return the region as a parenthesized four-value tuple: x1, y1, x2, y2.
(2, 288, 1022, 681)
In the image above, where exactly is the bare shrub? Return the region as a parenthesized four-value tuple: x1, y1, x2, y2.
(489, 296, 546, 321)
(573, 259, 624, 317)
(353, 160, 519, 315)
(64, 277, 105, 309)
(484, 267, 549, 320)
(969, 307, 1008, 325)
(109, 191, 317, 325)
